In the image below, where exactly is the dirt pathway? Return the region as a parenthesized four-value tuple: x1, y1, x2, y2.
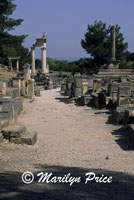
(0, 88, 134, 199)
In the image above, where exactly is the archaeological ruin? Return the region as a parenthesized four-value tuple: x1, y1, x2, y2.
(0, 26, 134, 147)
(61, 26, 134, 144)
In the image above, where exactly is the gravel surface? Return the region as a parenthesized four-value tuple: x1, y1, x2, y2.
(0, 88, 134, 200)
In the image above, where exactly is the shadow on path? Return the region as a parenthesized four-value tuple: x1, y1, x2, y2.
(0, 164, 134, 200)
(111, 127, 134, 151)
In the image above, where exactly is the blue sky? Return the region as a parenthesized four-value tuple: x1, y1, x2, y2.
(10, 0, 134, 60)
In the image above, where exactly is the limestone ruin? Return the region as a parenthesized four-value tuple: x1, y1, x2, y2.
(61, 26, 134, 144)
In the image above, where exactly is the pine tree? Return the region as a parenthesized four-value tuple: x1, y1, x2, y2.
(81, 20, 128, 68)
(0, 0, 30, 66)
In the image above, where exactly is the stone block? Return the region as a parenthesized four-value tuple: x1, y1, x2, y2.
(117, 96, 130, 106)
(6, 88, 20, 98)
(12, 78, 21, 96)
(0, 97, 23, 124)
(118, 86, 131, 97)
(2, 125, 26, 139)
(34, 88, 41, 96)
(74, 88, 81, 97)
(108, 83, 120, 97)
(61, 84, 66, 93)
(93, 79, 102, 92)
(22, 131, 37, 145)
(20, 79, 26, 96)
(82, 81, 88, 96)
(74, 77, 82, 88)
(26, 79, 35, 99)
(10, 131, 37, 145)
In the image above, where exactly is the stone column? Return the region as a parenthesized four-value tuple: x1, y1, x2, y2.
(41, 44, 47, 73)
(16, 60, 19, 71)
(110, 26, 116, 60)
(8, 58, 13, 71)
(32, 46, 35, 75)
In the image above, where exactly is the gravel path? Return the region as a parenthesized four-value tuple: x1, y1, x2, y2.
(0, 88, 134, 200)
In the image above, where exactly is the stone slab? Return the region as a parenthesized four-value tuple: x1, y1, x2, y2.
(10, 131, 37, 145)
(2, 125, 26, 139)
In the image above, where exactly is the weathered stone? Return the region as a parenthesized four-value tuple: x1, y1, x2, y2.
(6, 88, 20, 98)
(20, 78, 26, 96)
(2, 125, 26, 139)
(12, 78, 21, 96)
(74, 77, 82, 88)
(118, 86, 131, 97)
(25, 79, 35, 99)
(74, 88, 81, 97)
(93, 79, 102, 92)
(117, 97, 130, 107)
(10, 131, 37, 145)
(61, 84, 66, 93)
(34, 88, 41, 96)
(82, 80, 88, 96)
(108, 83, 120, 97)
(0, 98, 23, 123)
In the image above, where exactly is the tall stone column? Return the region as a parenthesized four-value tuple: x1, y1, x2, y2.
(32, 46, 35, 74)
(41, 44, 47, 73)
(16, 60, 19, 71)
(8, 58, 12, 71)
(110, 26, 116, 60)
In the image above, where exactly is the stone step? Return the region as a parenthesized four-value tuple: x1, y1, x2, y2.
(10, 131, 37, 145)
(2, 125, 26, 140)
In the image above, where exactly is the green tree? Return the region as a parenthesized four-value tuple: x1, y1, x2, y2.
(46, 57, 56, 71)
(35, 58, 41, 70)
(81, 20, 128, 68)
(0, 0, 30, 67)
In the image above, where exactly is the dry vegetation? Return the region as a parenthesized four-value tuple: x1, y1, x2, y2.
(0, 69, 17, 80)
